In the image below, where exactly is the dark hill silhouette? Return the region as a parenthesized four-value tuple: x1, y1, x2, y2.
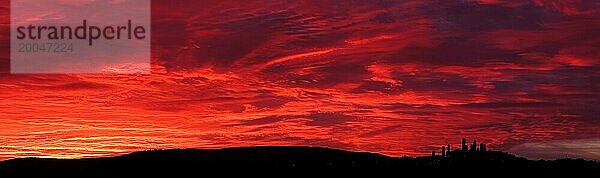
(0, 146, 598, 177)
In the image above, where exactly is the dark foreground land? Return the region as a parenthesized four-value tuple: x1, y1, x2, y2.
(0, 146, 598, 177)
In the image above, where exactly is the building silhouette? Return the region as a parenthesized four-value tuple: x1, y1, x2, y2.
(461, 138, 467, 152)
(441, 146, 446, 157)
(439, 138, 487, 158)
(480, 143, 486, 152)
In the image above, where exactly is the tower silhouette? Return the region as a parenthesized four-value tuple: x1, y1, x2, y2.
(461, 138, 467, 151)
(442, 146, 446, 157)
(480, 143, 486, 152)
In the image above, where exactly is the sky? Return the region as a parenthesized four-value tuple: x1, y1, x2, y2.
(0, 0, 599, 160)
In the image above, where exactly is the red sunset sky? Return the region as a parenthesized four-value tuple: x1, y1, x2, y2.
(0, 0, 599, 160)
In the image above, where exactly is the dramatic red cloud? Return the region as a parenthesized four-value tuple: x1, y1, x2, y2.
(0, 0, 599, 160)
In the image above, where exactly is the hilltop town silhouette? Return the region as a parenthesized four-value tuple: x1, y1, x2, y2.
(0, 138, 597, 177)
(432, 138, 487, 157)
